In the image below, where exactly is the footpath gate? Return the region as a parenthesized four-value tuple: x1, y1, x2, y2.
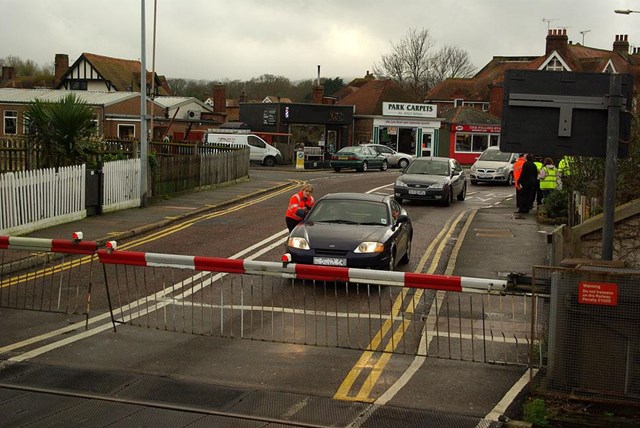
(0, 235, 549, 367)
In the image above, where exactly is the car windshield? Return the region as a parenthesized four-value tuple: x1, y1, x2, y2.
(337, 146, 363, 154)
(307, 200, 390, 226)
(405, 159, 450, 176)
(479, 149, 512, 162)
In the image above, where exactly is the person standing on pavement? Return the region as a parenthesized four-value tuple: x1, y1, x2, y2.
(515, 154, 538, 214)
(285, 184, 315, 232)
(512, 153, 526, 212)
(534, 157, 544, 207)
(538, 157, 558, 202)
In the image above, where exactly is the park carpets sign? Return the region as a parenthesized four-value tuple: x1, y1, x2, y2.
(383, 102, 437, 118)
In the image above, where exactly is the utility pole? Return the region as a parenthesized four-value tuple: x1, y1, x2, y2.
(140, 0, 148, 207)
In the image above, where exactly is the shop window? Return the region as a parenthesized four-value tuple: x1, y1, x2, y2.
(4, 110, 17, 135)
(118, 124, 135, 139)
(455, 133, 497, 153)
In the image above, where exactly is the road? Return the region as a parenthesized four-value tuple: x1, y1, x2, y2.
(0, 168, 527, 427)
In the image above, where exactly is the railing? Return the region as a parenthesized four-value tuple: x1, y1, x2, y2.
(1, 234, 544, 366)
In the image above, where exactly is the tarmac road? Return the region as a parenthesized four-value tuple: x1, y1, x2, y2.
(0, 166, 553, 427)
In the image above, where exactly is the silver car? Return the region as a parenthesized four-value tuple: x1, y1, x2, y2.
(469, 146, 519, 186)
(362, 144, 414, 169)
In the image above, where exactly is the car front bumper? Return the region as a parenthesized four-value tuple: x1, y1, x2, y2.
(286, 247, 391, 270)
(470, 171, 509, 182)
(394, 187, 445, 201)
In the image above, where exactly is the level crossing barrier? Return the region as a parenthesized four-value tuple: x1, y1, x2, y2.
(0, 234, 546, 366)
(0, 234, 98, 318)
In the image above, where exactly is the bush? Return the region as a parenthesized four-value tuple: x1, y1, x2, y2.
(523, 398, 553, 427)
(543, 188, 568, 220)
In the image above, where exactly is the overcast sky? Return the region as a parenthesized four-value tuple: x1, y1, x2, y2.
(2, 0, 639, 83)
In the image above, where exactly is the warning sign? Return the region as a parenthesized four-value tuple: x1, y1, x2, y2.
(578, 281, 618, 306)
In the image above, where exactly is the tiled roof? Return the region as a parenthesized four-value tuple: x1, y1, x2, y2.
(440, 106, 501, 125)
(62, 53, 172, 95)
(427, 35, 640, 104)
(336, 79, 419, 115)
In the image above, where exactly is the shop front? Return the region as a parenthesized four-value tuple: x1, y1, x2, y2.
(239, 102, 353, 164)
(449, 124, 501, 165)
(372, 102, 442, 157)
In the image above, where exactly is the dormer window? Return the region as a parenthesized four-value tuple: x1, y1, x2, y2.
(545, 58, 564, 71)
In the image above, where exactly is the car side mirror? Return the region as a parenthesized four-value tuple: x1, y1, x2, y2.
(396, 213, 409, 224)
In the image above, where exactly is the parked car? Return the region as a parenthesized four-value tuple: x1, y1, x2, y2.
(394, 157, 467, 206)
(469, 146, 518, 185)
(286, 193, 412, 271)
(330, 146, 388, 172)
(361, 143, 414, 169)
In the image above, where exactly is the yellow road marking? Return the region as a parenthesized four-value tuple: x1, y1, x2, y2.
(333, 210, 469, 402)
(1, 180, 303, 288)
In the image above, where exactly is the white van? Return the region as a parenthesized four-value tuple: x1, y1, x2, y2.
(203, 132, 282, 166)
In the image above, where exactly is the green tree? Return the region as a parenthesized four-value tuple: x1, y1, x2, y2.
(25, 93, 99, 168)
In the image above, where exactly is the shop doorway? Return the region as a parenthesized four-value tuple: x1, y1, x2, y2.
(397, 128, 416, 155)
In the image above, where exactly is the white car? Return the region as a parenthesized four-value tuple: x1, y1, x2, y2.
(362, 144, 414, 169)
(469, 146, 519, 186)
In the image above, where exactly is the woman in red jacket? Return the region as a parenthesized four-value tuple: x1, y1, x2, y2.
(285, 184, 315, 232)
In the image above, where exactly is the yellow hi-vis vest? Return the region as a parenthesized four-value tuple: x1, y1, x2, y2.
(540, 166, 557, 190)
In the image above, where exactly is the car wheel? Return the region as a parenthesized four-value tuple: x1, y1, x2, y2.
(398, 158, 409, 169)
(333, 167, 341, 172)
(471, 180, 478, 185)
(263, 156, 276, 167)
(359, 161, 368, 172)
(400, 236, 411, 265)
(457, 183, 467, 201)
(442, 188, 452, 207)
(506, 172, 514, 186)
(380, 160, 388, 171)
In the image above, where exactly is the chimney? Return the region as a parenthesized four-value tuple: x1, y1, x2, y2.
(545, 28, 569, 55)
(54, 54, 69, 84)
(613, 34, 630, 55)
(1, 66, 16, 82)
(212, 84, 226, 113)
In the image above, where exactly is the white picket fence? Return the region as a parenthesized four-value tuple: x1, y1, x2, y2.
(0, 159, 141, 235)
(102, 158, 141, 213)
(0, 165, 86, 235)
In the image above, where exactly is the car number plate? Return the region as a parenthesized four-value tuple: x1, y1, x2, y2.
(478, 173, 491, 178)
(314, 257, 347, 266)
(408, 190, 426, 195)
(338, 156, 348, 160)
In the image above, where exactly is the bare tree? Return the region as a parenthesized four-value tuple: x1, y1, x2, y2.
(429, 45, 476, 88)
(373, 28, 475, 99)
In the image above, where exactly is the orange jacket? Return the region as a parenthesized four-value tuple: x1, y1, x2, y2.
(513, 156, 525, 186)
(285, 191, 315, 221)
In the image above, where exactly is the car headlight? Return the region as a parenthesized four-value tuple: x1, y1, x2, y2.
(497, 166, 508, 173)
(470, 165, 477, 172)
(394, 180, 407, 188)
(429, 183, 444, 189)
(354, 242, 384, 253)
(287, 237, 310, 250)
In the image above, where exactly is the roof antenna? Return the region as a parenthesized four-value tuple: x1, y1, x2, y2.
(579, 29, 591, 44)
(542, 17, 558, 30)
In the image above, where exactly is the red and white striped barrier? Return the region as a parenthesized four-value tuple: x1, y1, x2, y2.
(0, 234, 98, 255)
(97, 249, 507, 292)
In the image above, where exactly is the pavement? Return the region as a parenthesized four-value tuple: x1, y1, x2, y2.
(1, 165, 552, 427)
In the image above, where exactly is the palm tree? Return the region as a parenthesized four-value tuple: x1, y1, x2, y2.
(25, 93, 98, 168)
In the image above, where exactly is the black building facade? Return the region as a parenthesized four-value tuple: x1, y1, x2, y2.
(239, 102, 354, 163)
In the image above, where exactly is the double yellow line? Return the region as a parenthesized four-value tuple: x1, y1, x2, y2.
(1, 180, 303, 289)
(333, 209, 472, 402)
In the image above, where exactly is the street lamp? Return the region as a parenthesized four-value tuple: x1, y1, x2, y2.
(614, 9, 640, 14)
